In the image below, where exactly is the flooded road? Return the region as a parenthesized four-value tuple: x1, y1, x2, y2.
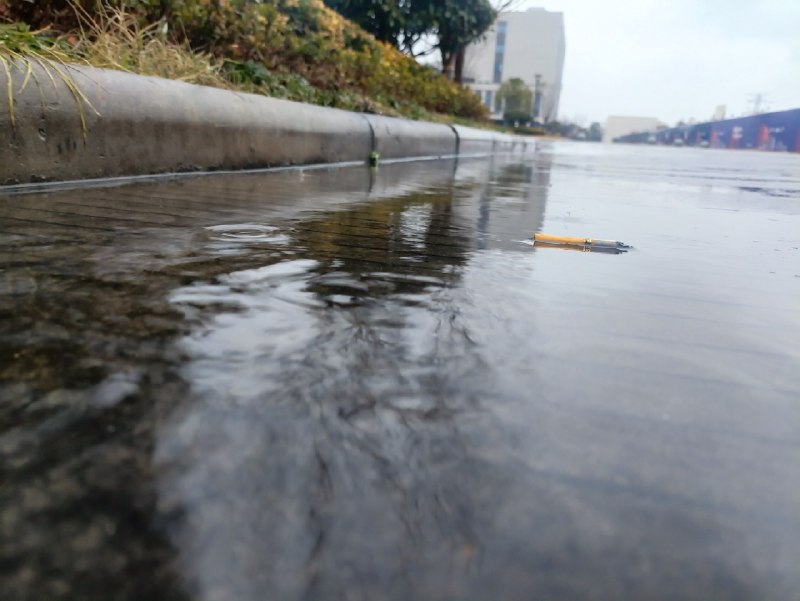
(1, 142, 799, 600)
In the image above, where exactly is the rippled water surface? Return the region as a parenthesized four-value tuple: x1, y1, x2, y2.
(2, 142, 799, 600)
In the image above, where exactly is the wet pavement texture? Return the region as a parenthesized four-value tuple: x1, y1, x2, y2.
(1, 142, 799, 601)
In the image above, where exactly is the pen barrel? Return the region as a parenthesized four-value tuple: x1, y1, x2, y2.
(534, 233, 628, 249)
(534, 233, 590, 246)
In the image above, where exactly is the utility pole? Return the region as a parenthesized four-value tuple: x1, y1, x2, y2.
(748, 93, 768, 115)
(532, 73, 542, 123)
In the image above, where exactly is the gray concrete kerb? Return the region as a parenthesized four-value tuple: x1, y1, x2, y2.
(0, 60, 533, 186)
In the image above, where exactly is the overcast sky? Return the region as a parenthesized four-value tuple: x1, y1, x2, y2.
(515, 0, 800, 125)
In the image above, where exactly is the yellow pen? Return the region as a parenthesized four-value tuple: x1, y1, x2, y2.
(533, 233, 631, 250)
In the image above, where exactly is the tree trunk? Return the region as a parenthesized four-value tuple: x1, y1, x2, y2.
(454, 47, 465, 84)
(441, 51, 456, 80)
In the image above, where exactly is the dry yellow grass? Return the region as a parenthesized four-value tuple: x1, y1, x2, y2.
(0, 23, 97, 138)
(69, 3, 230, 89)
(1, 3, 230, 138)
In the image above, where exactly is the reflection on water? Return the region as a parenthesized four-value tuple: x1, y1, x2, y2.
(159, 182, 502, 600)
(2, 144, 800, 600)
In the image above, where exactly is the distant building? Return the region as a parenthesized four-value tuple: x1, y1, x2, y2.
(613, 108, 800, 152)
(462, 8, 565, 123)
(602, 116, 665, 144)
(711, 105, 727, 121)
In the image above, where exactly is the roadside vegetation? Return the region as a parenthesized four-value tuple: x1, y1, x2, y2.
(326, 0, 498, 82)
(0, 0, 488, 122)
(497, 77, 533, 125)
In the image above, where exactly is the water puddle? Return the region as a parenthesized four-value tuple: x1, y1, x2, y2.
(2, 146, 800, 600)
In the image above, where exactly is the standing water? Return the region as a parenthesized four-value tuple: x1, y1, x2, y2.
(1, 141, 799, 600)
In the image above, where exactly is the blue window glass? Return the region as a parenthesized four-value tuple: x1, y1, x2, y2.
(493, 22, 507, 84)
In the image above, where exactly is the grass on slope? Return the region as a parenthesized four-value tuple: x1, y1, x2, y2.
(0, 0, 488, 123)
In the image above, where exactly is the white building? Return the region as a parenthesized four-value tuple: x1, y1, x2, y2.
(602, 116, 665, 143)
(462, 8, 565, 123)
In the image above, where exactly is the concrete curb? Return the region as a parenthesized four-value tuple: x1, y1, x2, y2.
(0, 61, 532, 186)
(365, 114, 456, 160)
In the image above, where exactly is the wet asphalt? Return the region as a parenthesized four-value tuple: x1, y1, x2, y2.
(1, 141, 799, 600)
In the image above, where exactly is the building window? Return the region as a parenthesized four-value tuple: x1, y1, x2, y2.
(493, 21, 507, 84)
(485, 90, 493, 110)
